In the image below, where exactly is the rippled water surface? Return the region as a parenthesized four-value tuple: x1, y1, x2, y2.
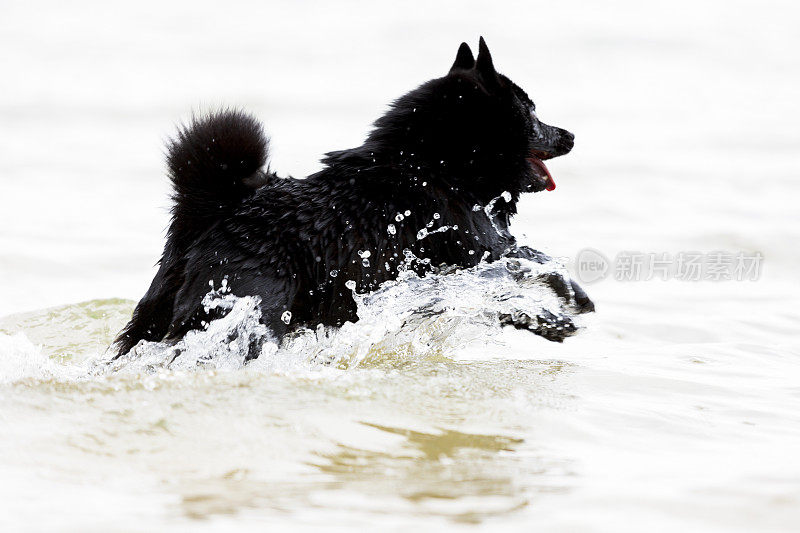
(2, 0, 800, 531)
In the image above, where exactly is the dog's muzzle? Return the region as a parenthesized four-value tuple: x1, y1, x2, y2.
(527, 122, 574, 192)
(531, 124, 574, 160)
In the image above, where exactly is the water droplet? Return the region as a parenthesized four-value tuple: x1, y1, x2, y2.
(345, 280, 356, 290)
(361, 258, 370, 267)
(281, 311, 292, 324)
(395, 213, 405, 222)
(433, 212, 440, 220)
(329, 269, 339, 278)
(358, 250, 371, 259)
(387, 224, 396, 235)
(404, 210, 411, 216)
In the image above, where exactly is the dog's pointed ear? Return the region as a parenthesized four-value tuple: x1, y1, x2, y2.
(475, 36, 499, 84)
(449, 42, 475, 72)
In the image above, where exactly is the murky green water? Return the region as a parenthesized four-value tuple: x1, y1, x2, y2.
(3, 287, 799, 532)
(1, 297, 582, 529)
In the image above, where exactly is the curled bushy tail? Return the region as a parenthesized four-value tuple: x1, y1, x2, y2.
(114, 110, 270, 357)
(168, 109, 270, 240)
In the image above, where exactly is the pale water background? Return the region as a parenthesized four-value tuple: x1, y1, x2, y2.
(1, 1, 800, 531)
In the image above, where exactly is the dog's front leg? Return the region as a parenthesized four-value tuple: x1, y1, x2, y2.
(503, 245, 595, 314)
(504, 244, 551, 264)
(498, 309, 578, 342)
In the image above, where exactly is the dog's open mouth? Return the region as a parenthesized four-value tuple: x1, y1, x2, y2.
(527, 155, 556, 192)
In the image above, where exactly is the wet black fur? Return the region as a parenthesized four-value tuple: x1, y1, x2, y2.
(116, 38, 592, 356)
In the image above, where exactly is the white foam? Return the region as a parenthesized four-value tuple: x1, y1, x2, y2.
(93, 257, 579, 376)
(0, 332, 87, 383)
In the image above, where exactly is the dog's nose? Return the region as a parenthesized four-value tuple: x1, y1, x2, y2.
(557, 129, 574, 155)
(561, 130, 574, 146)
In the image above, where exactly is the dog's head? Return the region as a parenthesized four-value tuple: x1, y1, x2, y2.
(369, 38, 574, 201)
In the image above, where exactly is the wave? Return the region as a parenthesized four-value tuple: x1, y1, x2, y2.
(0, 257, 583, 383)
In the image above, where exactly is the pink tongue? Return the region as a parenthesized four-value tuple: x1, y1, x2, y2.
(527, 157, 556, 191)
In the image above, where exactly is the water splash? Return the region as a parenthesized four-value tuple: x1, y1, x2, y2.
(103, 292, 274, 376)
(0, 258, 581, 382)
(483, 191, 513, 238)
(111, 257, 577, 374)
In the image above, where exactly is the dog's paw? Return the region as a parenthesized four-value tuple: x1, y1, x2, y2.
(503, 247, 595, 314)
(570, 279, 595, 314)
(499, 309, 578, 342)
(504, 245, 551, 264)
(533, 271, 595, 315)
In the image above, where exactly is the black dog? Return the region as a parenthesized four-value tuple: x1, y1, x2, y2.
(115, 38, 593, 357)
